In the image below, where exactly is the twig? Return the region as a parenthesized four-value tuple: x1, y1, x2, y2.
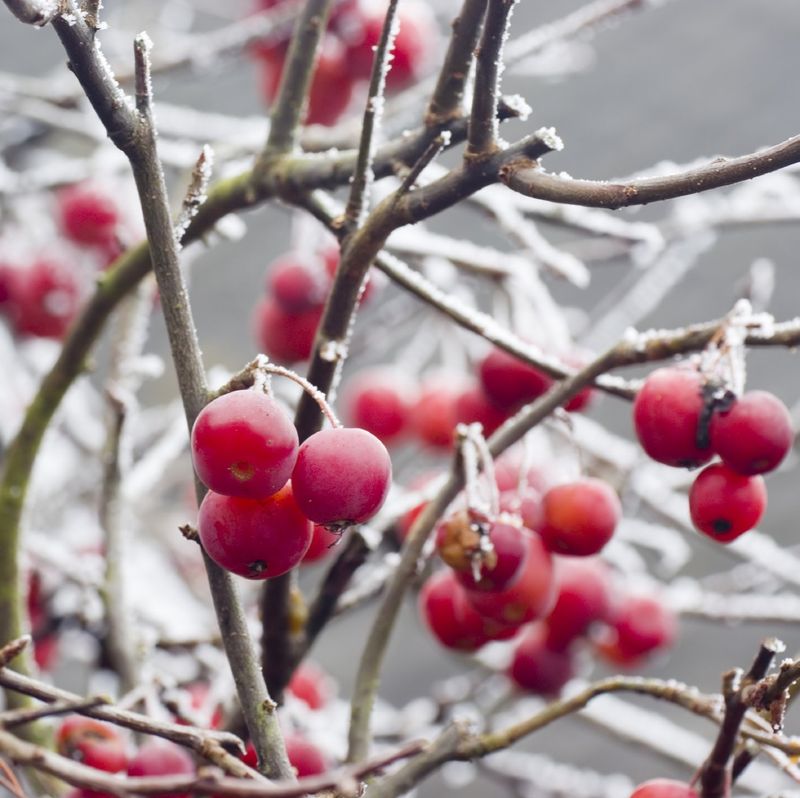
(467, 0, 517, 157)
(263, 0, 333, 155)
(504, 132, 800, 208)
(344, 0, 401, 226)
(426, 0, 487, 125)
(0, 697, 109, 728)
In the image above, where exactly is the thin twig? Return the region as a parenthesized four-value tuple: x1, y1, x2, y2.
(0, 696, 109, 728)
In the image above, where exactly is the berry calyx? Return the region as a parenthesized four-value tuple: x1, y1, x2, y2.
(291, 427, 392, 527)
(633, 367, 713, 468)
(710, 390, 793, 475)
(688, 462, 767, 542)
(197, 483, 313, 579)
(539, 478, 621, 556)
(191, 390, 298, 499)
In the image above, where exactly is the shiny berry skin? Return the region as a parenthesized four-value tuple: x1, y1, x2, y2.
(540, 478, 621, 556)
(127, 741, 194, 798)
(8, 260, 81, 339)
(285, 733, 327, 777)
(688, 463, 767, 542)
(454, 385, 508, 437)
(302, 524, 341, 564)
(436, 512, 530, 593)
(57, 716, 128, 775)
(466, 534, 555, 625)
(710, 390, 793, 475)
(291, 427, 392, 526)
(508, 623, 575, 697)
(198, 483, 313, 579)
(252, 296, 322, 363)
(544, 558, 612, 650)
(344, 370, 414, 445)
(629, 780, 698, 798)
(479, 346, 553, 411)
(599, 593, 677, 665)
(267, 253, 328, 313)
(288, 661, 334, 709)
(633, 367, 713, 468)
(58, 184, 119, 247)
(191, 390, 298, 499)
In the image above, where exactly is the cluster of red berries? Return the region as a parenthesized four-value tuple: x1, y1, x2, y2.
(192, 388, 392, 579)
(58, 717, 194, 798)
(251, 247, 378, 364)
(633, 366, 793, 542)
(343, 346, 595, 452)
(0, 184, 124, 340)
(249, 0, 438, 126)
(419, 463, 676, 695)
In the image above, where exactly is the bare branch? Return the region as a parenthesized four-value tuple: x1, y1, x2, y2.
(2, 0, 58, 26)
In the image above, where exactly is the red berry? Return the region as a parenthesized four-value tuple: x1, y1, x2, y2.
(58, 184, 119, 247)
(499, 488, 544, 532)
(287, 661, 334, 709)
(252, 296, 322, 363)
(127, 741, 194, 798)
(633, 367, 713, 468)
(710, 390, 793, 475)
(540, 478, 621, 556)
(508, 623, 575, 697)
(598, 593, 677, 665)
(285, 733, 327, 777)
(8, 259, 81, 339)
(479, 346, 553, 411)
(454, 385, 508, 437)
(57, 717, 128, 775)
(344, 370, 414, 445)
(34, 634, 60, 671)
(302, 524, 342, 564)
(191, 390, 298, 499)
(267, 253, 329, 313)
(466, 534, 555, 625)
(688, 463, 767, 542)
(544, 558, 612, 650)
(412, 379, 460, 449)
(291, 427, 392, 526)
(629, 780, 697, 798)
(197, 483, 313, 579)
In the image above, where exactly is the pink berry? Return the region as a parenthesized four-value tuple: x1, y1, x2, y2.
(285, 733, 327, 777)
(9, 259, 81, 339)
(629, 780, 698, 798)
(191, 390, 298, 499)
(198, 483, 313, 579)
(127, 741, 194, 798)
(540, 478, 621, 557)
(344, 369, 414, 445)
(267, 253, 329, 313)
(710, 390, 793, 475)
(291, 427, 392, 526)
(412, 379, 460, 449)
(287, 661, 334, 709)
(633, 367, 713, 468)
(689, 462, 767, 542)
(252, 296, 322, 363)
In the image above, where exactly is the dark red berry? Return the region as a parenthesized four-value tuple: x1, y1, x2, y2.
(191, 390, 298, 499)
(454, 385, 509, 437)
(344, 370, 414, 445)
(629, 780, 698, 798)
(302, 524, 341, 564)
(58, 184, 119, 247)
(291, 427, 392, 526)
(710, 390, 793, 475)
(466, 534, 555, 625)
(598, 593, 677, 665)
(9, 259, 81, 339)
(252, 296, 322, 363)
(633, 367, 713, 468)
(285, 733, 327, 777)
(479, 346, 553, 411)
(267, 253, 329, 313)
(544, 557, 612, 650)
(689, 463, 767, 542)
(197, 483, 313, 579)
(540, 478, 621, 556)
(508, 623, 575, 697)
(127, 741, 194, 798)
